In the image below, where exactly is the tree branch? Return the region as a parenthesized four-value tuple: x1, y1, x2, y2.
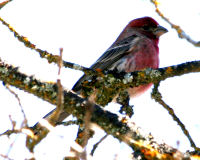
(150, 0, 200, 47)
(0, 59, 200, 158)
(0, 16, 95, 76)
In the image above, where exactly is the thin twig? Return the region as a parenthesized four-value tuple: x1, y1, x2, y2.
(3, 116, 20, 159)
(0, 154, 14, 160)
(55, 48, 64, 121)
(78, 101, 94, 160)
(150, 0, 200, 47)
(0, 0, 12, 9)
(82, 101, 94, 148)
(8, 115, 16, 133)
(0, 16, 95, 75)
(91, 134, 108, 156)
(151, 82, 200, 151)
(29, 48, 65, 151)
(5, 84, 27, 127)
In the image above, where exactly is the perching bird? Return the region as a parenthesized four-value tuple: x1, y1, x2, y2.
(39, 16, 168, 125)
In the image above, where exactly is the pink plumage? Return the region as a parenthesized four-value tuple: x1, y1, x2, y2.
(41, 17, 168, 123)
(73, 17, 167, 97)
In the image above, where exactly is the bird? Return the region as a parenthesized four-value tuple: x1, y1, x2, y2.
(36, 16, 168, 126)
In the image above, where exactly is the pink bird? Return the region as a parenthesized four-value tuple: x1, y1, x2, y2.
(40, 17, 168, 124)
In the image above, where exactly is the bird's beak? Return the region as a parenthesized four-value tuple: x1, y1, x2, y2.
(154, 25, 168, 37)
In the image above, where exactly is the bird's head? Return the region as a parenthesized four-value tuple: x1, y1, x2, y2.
(127, 17, 168, 39)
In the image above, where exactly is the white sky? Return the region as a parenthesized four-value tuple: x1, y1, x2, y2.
(0, 0, 200, 159)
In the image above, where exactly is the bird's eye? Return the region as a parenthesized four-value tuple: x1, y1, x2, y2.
(142, 25, 150, 30)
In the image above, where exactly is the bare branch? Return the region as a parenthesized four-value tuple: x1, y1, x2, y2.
(150, 0, 200, 47)
(0, 0, 12, 10)
(0, 16, 95, 75)
(5, 84, 28, 127)
(152, 83, 200, 151)
(91, 134, 108, 156)
(0, 59, 198, 159)
(51, 48, 64, 123)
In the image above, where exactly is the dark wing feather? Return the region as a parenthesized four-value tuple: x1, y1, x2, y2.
(91, 35, 138, 70)
(72, 35, 139, 92)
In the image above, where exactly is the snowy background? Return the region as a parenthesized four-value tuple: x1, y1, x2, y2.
(0, 0, 200, 159)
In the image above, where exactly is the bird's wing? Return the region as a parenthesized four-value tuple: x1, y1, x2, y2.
(91, 35, 139, 70)
(72, 34, 140, 92)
